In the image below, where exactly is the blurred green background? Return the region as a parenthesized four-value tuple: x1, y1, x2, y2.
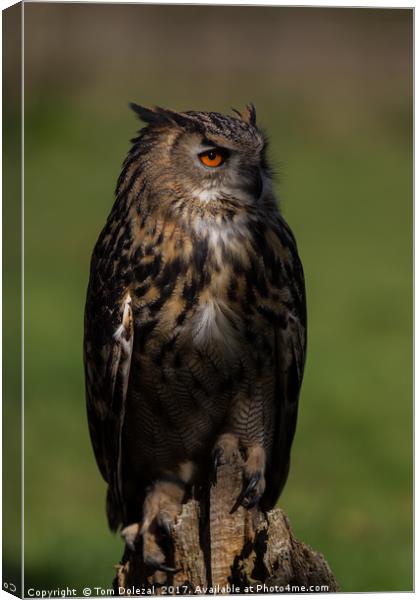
(10, 3, 413, 593)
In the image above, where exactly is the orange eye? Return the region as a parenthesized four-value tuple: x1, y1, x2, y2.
(199, 149, 225, 168)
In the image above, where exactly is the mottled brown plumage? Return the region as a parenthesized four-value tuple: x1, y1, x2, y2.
(84, 104, 306, 570)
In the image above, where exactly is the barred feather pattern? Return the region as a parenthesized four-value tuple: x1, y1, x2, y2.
(84, 106, 306, 531)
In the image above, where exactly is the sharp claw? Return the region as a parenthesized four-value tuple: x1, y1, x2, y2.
(243, 473, 261, 496)
(230, 473, 261, 514)
(230, 497, 242, 514)
(160, 518, 173, 537)
(211, 447, 224, 485)
(144, 557, 181, 574)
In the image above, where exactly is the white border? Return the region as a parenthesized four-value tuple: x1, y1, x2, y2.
(0, 1, 414, 598)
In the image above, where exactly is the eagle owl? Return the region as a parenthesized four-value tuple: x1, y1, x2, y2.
(84, 104, 306, 571)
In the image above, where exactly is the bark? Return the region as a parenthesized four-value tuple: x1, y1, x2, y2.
(114, 456, 339, 594)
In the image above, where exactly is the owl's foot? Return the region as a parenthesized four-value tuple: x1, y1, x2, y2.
(140, 478, 185, 573)
(231, 445, 266, 513)
(211, 433, 240, 485)
(121, 523, 178, 573)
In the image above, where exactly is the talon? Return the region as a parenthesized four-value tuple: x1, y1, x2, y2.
(230, 498, 241, 514)
(230, 473, 262, 514)
(141, 478, 184, 575)
(144, 557, 181, 574)
(159, 516, 174, 537)
(211, 447, 224, 485)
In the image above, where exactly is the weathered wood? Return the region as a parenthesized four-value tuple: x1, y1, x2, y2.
(172, 500, 207, 590)
(114, 457, 339, 594)
(209, 455, 262, 587)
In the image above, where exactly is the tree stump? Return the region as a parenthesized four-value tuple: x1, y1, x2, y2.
(114, 456, 338, 594)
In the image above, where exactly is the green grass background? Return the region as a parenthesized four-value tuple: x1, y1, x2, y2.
(7, 4, 413, 593)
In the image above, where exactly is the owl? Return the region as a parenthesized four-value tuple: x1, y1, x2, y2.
(84, 103, 306, 572)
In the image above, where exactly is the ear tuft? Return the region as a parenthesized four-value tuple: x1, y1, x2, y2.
(129, 103, 195, 130)
(245, 103, 257, 126)
(129, 103, 156, 122)
(232, 103, 257, 126)
(129, 103, 173, 125)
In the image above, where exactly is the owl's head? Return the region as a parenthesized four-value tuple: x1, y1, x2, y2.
(129, 103, 272, 207)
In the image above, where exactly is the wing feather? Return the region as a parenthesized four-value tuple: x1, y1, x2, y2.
(261, 217, 307, 509)
(84, 292, 134, 530)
